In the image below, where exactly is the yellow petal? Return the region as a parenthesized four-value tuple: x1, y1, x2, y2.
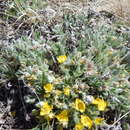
(81, 115, 93, 129)
(97, 100, 107, 111)
(40, 102, 53, 116)
(75, 123, 84, 130)
(43, 83, 53, 93)
(64, 88, 70, 96)
(74, 99, 86, 113)
(92, 98, 101, 104)
(94, 117, 104, 125)
(57, 55, 67, 64)
(92, 98, 107, 111)
(56, 110, 69, 125)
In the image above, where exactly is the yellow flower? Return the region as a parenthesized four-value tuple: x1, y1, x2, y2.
(43, 83, 53, 93)
(56, 110, 69, 125)
(74, 99, 86, 113)
(92, 98, 101, 104)
(75, 123, 84, 130)
(40, 102, 53, 116)
(80, 115, 93, 129)
(57, 55, 67, 64)
(94, 117, 104, 125)
(92, 98, 107, 111)
(64, 88, 70, 96)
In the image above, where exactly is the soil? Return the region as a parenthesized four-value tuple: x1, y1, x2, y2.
(0, 79, 37, 129)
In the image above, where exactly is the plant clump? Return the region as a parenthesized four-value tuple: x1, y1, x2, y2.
(0, 9, 130, 130)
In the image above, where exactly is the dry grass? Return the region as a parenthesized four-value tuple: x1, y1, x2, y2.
(111, 0, 130, 19)
(95, 0, 130, 20)
(47, 0, 130, 21)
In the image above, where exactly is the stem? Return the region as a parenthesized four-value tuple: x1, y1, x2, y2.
(111, 110, 130, 127)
